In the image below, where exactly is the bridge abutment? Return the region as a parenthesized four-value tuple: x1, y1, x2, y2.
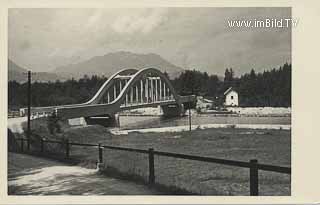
(161, 103, 185, 117)
(84, 114, 120, 127)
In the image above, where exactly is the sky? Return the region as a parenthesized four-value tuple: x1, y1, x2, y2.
(9, 8, 291, 76)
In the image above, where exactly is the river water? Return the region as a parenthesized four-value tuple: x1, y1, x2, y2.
(119, 115, 291, 130)
(7, 114, 291, 133)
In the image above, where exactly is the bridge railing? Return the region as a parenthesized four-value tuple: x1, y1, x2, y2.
(13, 137, 290, 196)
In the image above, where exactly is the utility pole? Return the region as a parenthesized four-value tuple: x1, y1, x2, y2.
(27, 71, 31, 151)
(189, 79, 195, 132)
(189, 101, 191, 131)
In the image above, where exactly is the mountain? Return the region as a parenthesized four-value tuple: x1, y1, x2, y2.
(8, 59, 66, 83)
(53, 51, 184, 79)
(8, 52, 184, 83)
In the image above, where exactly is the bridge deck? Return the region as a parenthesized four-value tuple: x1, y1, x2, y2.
(25, 95, 195, 119)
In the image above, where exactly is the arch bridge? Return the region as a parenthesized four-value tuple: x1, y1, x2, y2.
(28, 68, 196, 126)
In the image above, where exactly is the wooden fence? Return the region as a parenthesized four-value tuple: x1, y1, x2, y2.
(14, 137, 291, 196)
(8, 111, 20, 118)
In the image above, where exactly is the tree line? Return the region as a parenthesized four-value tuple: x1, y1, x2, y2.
(171, 62, 291, 107)
(8, 63, 291, 110)
(8, 75, 107, 110)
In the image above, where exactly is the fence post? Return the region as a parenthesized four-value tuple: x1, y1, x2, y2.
(148, 148, 155, 185)
(27, 138, 30, 151)
(20, 139, 24, 152)
(250, 159, 259, 196)
(40, 138, 44, 153)
(65, 139, 70, 159)
(98, 143, 103, 163)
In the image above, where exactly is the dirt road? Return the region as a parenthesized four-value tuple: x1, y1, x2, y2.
(8, 152, 163, 195)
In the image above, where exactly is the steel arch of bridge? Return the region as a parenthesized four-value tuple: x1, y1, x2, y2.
(28, 67, 196, 119)
(87, 67, 180, 106)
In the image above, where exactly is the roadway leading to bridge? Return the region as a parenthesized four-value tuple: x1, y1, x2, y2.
(8, 153, 165, 195)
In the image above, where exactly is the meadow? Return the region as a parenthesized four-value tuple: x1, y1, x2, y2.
(18, 118, 291, 195)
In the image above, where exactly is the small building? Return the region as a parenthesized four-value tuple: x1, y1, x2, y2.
(19, 108, 27, 117)
(196, 96, 214, 112)
(224, 87, 239, 107)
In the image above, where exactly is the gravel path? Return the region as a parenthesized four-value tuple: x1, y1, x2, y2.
(8, 152, 163, 195)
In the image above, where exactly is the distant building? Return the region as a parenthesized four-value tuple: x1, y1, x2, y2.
(224, 87, 238, 106)
(196, 96, 213, 111)
(19, 108, 26, 117)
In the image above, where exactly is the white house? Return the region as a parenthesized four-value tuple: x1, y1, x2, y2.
(224, 87, 239, 106)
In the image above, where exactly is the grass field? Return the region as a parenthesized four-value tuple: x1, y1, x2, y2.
(99, 128, 291, 195)
(18, 118, 291, 195)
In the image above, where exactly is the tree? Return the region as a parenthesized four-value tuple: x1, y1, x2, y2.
(207, 75, 220, 97)
(224, 68, 234, 82)
(163, 71, 169, 79)
(47, 112, 61, 134)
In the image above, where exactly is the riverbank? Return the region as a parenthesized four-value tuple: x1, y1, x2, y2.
(110, 123, 290, 135)
(119, 106, 291, 117)
(226, 107, 291, 117)
(118, 114, 290, 130)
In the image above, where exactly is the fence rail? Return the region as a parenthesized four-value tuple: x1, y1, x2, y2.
(102, 144, 149, 154)
(70, 142, 98, 147)
(14, 137, 291, 196)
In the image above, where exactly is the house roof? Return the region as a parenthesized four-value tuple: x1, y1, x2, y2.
(223, 87, 237, 96)
(203, 98, 213, 103)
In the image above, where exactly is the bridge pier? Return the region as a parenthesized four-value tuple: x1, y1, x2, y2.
(84, 114, 120, 127)
(161, 103, 185, 117)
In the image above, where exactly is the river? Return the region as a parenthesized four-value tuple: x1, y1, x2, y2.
(8, 114, 291, 133)
(119, 115, 291, 130)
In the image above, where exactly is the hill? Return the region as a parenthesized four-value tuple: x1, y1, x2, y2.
(8, 59, 66, 83)
(53, 51, 183, 79)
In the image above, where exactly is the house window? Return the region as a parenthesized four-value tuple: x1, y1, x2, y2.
(231, 96, 233, 100)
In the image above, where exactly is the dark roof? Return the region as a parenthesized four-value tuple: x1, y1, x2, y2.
(223, 87, 237, 95)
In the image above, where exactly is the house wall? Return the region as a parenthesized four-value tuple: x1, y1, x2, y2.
(225, 90, 238, 106)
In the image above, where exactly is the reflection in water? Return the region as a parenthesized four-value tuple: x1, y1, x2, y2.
(119, 115, 291, 130)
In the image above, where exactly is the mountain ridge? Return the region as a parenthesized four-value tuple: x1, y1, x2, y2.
(8, 52, 184, 82)
(8, 59, 66, 83)
(53, 51, 184, 79)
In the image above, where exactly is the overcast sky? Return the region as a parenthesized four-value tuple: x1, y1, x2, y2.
(9, 7, 291, 76)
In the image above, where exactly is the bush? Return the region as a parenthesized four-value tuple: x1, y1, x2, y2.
(47, 113, 62, 134)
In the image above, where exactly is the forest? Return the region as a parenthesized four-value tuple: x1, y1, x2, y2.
(171, 62, 291, 107)
(8, 63, 291, 110)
